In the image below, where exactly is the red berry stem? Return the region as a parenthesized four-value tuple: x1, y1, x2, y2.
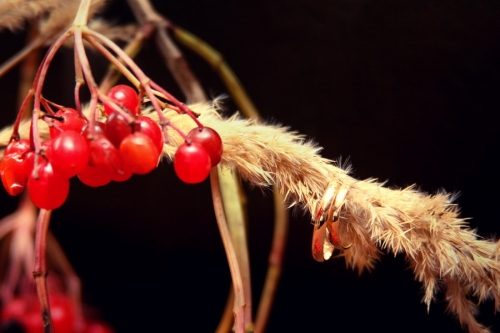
(83, 29, 173, 134)
(41, 98, 66, 114)
(74, 46, 85, 116)
(74, 28, 99, 139)
(10, 89, 34, 142)
(33, 209, 55, 333)
(31, 31, 72, 154)
(150, 80, 204, 128)
(40, 98, 56, 115)
(165, 120, 190, 143)
(10, 34, 55, 142)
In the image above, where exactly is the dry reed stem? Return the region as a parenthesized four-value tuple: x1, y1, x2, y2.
(0, 101, 498, 332)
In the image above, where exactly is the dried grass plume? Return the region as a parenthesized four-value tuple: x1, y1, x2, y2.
(0, 102, 499, 333)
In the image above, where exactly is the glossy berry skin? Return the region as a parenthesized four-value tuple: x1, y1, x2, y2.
(111, 164, 133, 182)
(174, 142, 211, 184)
(5, 138, 30, 156)
(105, 111, 133, 148)
(82, 121, 106, 141)
(50, 108, 87, 138)
(78, 164, 112, 187)
(104, 85, 139, 116)
(187, 127, 223, 167)
(0, 151, 34, 196)
(137, 116, 164, 154)
(120, 132, 160, 175)
(21, 294, 76, 333)
(28, 159, 70, 210)
(77, 136, 122, 187)
(49, 130, 90, 177)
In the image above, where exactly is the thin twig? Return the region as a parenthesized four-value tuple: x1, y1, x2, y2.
(218, 167, 253, 331)
(254, 192, 288, 333)
(169, 24, 260, 120)
(98, 23, 154, 92)
(210, 168, 246, 333)
(33, 209, 53, 333)
(127, 0, 206, 103)
(215, 287, 235, 333)
(165, 24, 290, 330)
(17, 21, 42, 117)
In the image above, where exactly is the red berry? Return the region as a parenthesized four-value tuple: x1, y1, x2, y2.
(1, 151, 34, 196)
(78, 164, 112, 187)
(77, 136, 122, 187)
(120, 132, 160, 175)
(50, 108, 87, 138)
(187, 127, 223, 167)
(5, 138, 30, 155)
(50, 130, 90, 177)
(104, 85, 139, 116)
(105, 111, 133, 148)
(136, 116, 164, 154)
(22, 293, 75, 333)
(82, 121, 106, 141)
(174, 142, 211, 184)
(28, 159, 70, 210)
(111, 164, 133, 182)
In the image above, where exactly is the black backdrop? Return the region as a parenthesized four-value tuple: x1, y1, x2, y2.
(1, 1, 500, 332)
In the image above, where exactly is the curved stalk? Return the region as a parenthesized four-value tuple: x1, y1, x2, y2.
(33, 209, 53, 333)
(210, 168, 246, 333)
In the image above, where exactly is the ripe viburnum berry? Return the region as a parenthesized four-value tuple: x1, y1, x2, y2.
(105, 111, 134, 148)
(1, 151, 34, 196)
(187, 127, 223, 167)
(136, 116, 164, 154)
(174, 142, 211, 184)
(103, 85, 140, 116)
(78, 136, 122, 187)
(50, 108, 87, 138)
(28, 159, 70, 210)
(5, 138, 30, 156)
(120, 132, 160, 175)
(49, 130, 90, 177)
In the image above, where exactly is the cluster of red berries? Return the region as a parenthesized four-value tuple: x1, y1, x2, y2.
(0, 85, 223, 210)
(1, 292, 113, 333)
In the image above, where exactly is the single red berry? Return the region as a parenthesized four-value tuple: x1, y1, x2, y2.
(104, 85, 139, 116)
(23, 293, 75, 333)
(120, 132, 160, 175)
(28, 159, 70, 210)
(187, 127, 223, 167)
(82, 121, 106, 141)
(50, 108, 87, 138)
(5, 138, 30, 155)
(1, 151, 34, 196)
(111, 167, 133, 183)
(174, 142, 211, 184)
(77, 136, 122, 187)
(136, 116, 164, 154)
(105, 111, 133, 148)
(50, 130, 90, 177)
(78, 164, 112, 187)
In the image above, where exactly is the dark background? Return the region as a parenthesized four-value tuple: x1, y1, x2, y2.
(1, 0, 500, 332)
